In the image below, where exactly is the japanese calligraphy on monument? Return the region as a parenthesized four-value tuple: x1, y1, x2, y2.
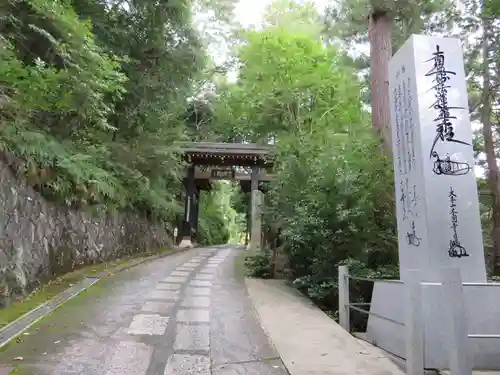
(392, 66, 421, 249)
(425, 45, 471, 177)
(448, 186, 469, 258)
(389, 35, 486, 282)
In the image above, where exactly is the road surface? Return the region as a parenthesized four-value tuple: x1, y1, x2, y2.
(0, 245, 288, 375)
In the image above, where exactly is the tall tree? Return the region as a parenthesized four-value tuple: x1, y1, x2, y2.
(480, 15, 500, 271)
(324, 0, 458, 152)
(368, 8, 392, 152)
(459, 0, 500, 272)
(477, 0, 500, 272)
(214, 4, 398, 315)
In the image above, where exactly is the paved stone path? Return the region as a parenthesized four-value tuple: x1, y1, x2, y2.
(247, 278, 405, 375)
(0, 245, 288, 375)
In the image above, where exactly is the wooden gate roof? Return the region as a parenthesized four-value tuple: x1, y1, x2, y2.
(174, 142, 275, 167)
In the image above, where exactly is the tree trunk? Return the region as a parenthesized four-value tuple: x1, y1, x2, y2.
(481, 15, 500, 274)
(369, 10, 393, 153)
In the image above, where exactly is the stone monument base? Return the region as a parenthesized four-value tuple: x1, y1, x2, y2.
(366, 280, 500, 370)
(178, 237, 193, 249)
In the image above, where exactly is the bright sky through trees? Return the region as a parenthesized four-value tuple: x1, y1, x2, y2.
(234, 0, 328, 27)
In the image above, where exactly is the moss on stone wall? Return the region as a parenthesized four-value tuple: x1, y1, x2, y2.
(0, 159, 172, 305)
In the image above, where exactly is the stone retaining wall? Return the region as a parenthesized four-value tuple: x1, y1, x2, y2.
(0, 160, 172, 306)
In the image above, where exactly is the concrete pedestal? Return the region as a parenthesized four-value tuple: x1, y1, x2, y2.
(178, 237, 193, 248)
(367, 281, 500, 370)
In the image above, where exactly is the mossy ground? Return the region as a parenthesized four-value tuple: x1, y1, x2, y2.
(0, 246, 180, 373)
(0, 247, 174, 330)
(9, 365, 34, 375)
(0, 279, 112, 373)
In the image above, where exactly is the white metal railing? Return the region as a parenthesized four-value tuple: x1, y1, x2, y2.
(338, 266, 500, 375)
(338, 266, 422, 374)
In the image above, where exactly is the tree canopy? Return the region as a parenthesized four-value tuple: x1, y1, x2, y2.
(1, 0, 224, 221)
(212, 6, 399, 316)
(2, 0, 499, 317)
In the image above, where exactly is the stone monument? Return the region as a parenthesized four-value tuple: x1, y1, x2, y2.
(389, 34, 486, 283)
(366, 34, 500, 369)
(249, 189, 262, 252)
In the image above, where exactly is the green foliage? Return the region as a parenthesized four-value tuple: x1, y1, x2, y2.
(459, 0, 500, 269)
(197, 182, 244, 246)
(214, 3, 399, 317)
(244, 251, 274, 279)
(268, 131, 399, 316)
(214, 27, 361, 142)
(1, 0, 128, 206)
(484, 0, 500, 17)
(0, 0, 231, 222)
(293, 258, 398, 329)
(198, 210, 230, 246)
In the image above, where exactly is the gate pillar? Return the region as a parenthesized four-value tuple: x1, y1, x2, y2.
(179, 165, 195, 248)
(248, 166, 262, 251)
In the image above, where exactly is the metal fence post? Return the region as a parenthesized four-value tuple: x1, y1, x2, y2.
(338, 266, 350, 331)
(405, 270, 424, 375)
(442, 267, 472, 375)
